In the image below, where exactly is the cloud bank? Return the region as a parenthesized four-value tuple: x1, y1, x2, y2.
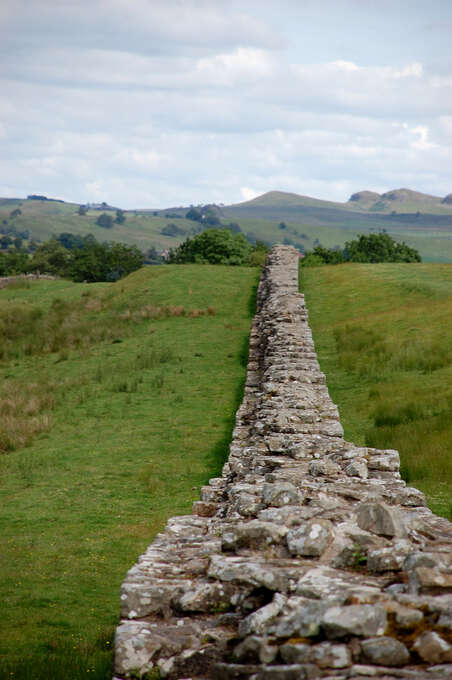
(1, 0, 451, 207)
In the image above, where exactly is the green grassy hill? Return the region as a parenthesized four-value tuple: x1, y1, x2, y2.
(300, 262, 452, 520)
(0, 264, 260, 679)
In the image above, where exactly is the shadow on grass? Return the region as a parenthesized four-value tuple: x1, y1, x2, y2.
(205, 278, 260, 478)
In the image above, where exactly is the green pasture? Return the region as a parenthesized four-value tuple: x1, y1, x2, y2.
(300, 262, 452, 519)
(0, 264, 259, 678)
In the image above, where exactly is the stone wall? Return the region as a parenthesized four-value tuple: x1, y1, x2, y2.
(0, 273, 57, 289)
(114, 245, 452, 680)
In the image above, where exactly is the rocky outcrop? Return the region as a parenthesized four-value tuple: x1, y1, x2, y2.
(441, 194, 452, 205)
(114, 245, 452, 680)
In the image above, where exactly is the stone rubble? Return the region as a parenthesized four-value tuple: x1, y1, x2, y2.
(114, 245, 452, 680)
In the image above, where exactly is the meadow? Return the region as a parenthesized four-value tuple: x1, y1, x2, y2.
(0, 264, 260, 679)
(300, 262, 452, 519)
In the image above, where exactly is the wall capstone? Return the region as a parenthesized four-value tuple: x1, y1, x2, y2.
(114, 245, 452, 680)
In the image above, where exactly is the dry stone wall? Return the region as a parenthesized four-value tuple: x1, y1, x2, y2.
(114, 245, 452, 680)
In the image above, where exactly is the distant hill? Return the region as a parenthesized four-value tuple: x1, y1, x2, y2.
(234, 188, 452, 215)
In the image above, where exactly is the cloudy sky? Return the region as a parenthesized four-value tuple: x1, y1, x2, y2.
(1, 0, 451, 208)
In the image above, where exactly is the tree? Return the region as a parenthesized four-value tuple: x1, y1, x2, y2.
(185, 207, 203, 222)
(28, 240, 71, 276)
(115, 209, 126, 224)
(161, 223, 186, 237)
(96, 213, 114, 229)
(168, 228, 252, 265)
(344, 233, 421, 263)
(70, 241, 144, 282)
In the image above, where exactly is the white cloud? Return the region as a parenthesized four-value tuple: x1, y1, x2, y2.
(240, 187, 261, 201)
(0, 1, 451, 207)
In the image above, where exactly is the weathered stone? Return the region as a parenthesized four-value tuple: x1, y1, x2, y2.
(208, 555, 289, 592)
(114, 621, 161, 677)
(222, 520, 287, 551)
(192, 500, 217, 517)
(177, 581, 235, 612)
(286, 520, 334, 557)
(386, 602, 424, 630)
(357, 502, 406, 538)
(233, 635, 278, 664)
(413, 567, 452, 594)
(367, 541, 412, 573)
(274, 599, 328, 638)
(262, 482, 302, 507)
(280, 642, 311, 664)
(310, 642, 351, 668)
(309, 459, 341, 477)
(295, 566, 355, 603)
(345, 460, 369, 480)
(360, 636, 410, 666)
(367, 449, 400, 472)
(412, 631, 452, 664)
(239, 594, 287, 637)
(322, 604, 387, 639)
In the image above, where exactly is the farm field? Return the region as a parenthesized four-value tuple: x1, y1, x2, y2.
(300, 262, 452, 519)
(0, 264, 260, 679)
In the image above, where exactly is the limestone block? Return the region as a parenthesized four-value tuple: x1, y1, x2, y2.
(309, 459, 341, 477)
(233, 635, 278, 664)
(412, 631, 452, 664)
(238, 593, 287, 637)
(356, 502, 407, 538)
(274, 599, 328, 638)
(286, 520, 334, 557)
(367, 540, 412, 573)
(345, 459, 368, 479)
(114, 621, 161, 677)
(322, 604, 387, 639)
(208, 555, 289, 592)
(262, 481, 302, 507)
(177, 581, 235, 613)
(192, 500, 216, 517)
(309, 642, 351, 668)
(280, 642, 311, 663)
(360, 636, 410, 666)
(413, 567, 452, 594)
(367, 449, 400, 472)
(221, 520, 287, 551)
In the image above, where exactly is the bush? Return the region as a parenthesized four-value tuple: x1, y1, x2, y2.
(96, 213, 114, 229)
(161, 223, 186, 237)
(168, 228, 252, 265)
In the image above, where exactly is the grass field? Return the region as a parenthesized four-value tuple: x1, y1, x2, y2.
(0, 264, 260, 679)
(300, 262, 452, 520)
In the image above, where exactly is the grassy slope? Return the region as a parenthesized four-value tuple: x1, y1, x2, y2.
(0, 264, 260, 678)
(300, 262, 452, 520)
(0, 200, 196, 252)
